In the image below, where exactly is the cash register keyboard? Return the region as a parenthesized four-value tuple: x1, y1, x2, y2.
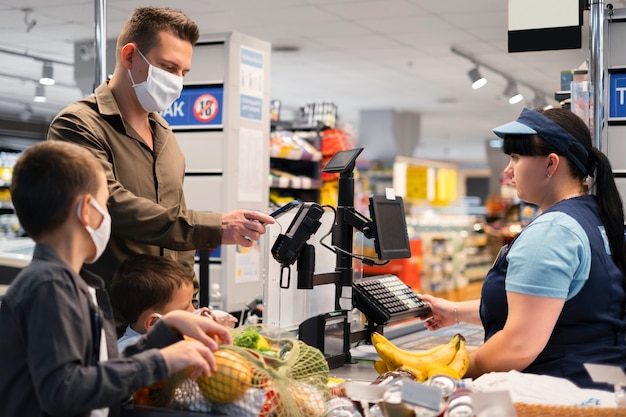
(352, 274, 431, 325)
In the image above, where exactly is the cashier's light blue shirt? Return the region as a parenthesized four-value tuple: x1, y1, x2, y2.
(505, 211, 594, 300)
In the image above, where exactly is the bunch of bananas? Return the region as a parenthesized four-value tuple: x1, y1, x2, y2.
(371, 332, 470, 382)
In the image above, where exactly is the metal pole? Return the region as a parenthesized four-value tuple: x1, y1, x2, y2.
(590, 0, 604, 151)
(94, 0, 107, 90)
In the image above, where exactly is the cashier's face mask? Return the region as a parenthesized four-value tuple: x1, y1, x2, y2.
(77, 198, 111, 264)
(128, 48, 183, 113)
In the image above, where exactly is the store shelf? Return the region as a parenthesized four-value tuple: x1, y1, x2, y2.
(0, 152, 20, 223)
(269, 146, 321, 161)
(269, 175, 322, 190)
(269, 121, 324, 202)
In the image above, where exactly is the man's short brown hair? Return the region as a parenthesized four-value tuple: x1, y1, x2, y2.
(116, 7, 200, 56)
(110, 254, 194, 325)
(11, 141, 103, 239)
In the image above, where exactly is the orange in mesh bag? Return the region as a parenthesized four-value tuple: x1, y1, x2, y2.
(130, 343, 255, 411)
(228, 324, 332, 417)
(196, 349, 253, 403)
(132, 325, 332, 417)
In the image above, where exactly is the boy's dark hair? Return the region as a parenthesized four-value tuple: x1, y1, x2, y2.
(11, 141, 102, 239)
(110, 254, 194, 324)
(116, 7, 200, 56)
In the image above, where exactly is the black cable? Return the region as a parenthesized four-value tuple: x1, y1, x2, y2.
(319, 204, 389, 266)
(319, 204, 337, 255)
(333, 244, 389, 267)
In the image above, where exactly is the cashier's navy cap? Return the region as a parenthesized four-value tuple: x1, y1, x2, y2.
(492, 107, 590, 176)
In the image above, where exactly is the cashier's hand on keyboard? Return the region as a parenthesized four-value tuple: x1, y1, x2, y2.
(418, 294, 457, 331)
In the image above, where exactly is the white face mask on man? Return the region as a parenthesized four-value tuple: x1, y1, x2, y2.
(77, 198, 111, 264)
(128, 48, 183, 113)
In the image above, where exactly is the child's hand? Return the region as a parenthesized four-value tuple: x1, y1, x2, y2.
(160, 339, 216, 379)
(162, 310, 233, 349)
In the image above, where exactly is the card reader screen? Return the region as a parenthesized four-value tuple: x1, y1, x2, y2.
(324, 316, 345, 357)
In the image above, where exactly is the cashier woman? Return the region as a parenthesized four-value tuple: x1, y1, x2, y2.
(420, 107, 626, 389)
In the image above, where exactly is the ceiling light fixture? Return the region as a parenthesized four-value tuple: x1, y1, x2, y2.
(271, 45, 300, 53)
(33, 84, 46, 103)
(19, 104, 33, 122)
(22, 8, 37, 33)
(504, 81, 524, 104)
(39, 61, 54, 85)
(530, 92, 554, 110)
(0, 47, 72, 66)
(451, 46, 551, 106)
(468, 67, 487, 89)
(0, 70, 75, 88)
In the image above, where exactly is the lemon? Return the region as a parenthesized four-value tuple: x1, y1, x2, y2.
(256, 335, 271, 350)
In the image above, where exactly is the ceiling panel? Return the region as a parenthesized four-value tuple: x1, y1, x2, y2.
(356, 15, 452, 34)
(0, 0, 600, 166)
(322, 0, 424, 20)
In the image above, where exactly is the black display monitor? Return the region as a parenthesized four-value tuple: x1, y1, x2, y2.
(368, 194, 411, 260)
(322, 148, 363, 174)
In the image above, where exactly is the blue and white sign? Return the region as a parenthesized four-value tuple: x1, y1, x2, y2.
(239, 47, 265, 121)
(160, 86, 223, 129)
(609, 72, 626, 120)
(240, 95, 263, 120)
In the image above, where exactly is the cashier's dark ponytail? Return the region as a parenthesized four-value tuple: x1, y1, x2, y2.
(541, 109, 626, 281)
(587, 146, 626, 278)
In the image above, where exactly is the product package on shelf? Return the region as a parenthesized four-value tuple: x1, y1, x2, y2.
(571, 80, 593, 131)
(270, 130, 321, 161)
(269, 122, 324, 203)
(320, 128, 351, 182)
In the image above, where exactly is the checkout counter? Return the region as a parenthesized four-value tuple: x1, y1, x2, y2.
(263, 148, 433, 370)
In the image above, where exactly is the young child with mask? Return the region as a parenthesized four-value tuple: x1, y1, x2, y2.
(111, 254, 236, 353)
(0, 141, 232, 416)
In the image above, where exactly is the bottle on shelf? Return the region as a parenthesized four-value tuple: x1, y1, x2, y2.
(209, 283, 223, 310)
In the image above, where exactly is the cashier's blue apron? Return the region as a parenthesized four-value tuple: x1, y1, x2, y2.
(479, 195, 626, 389)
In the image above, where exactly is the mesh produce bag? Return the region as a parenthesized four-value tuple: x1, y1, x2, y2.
(132, 324, 331, 417)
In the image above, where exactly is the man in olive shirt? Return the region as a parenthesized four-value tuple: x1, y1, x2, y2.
(48, 7, 273, 287)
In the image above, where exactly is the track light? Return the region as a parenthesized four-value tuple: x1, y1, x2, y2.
(504, 81, 523, 104)
(33, 84, 46, 102)
(451, 46, 552, 107)
(530, 92, 554, 110)
(22, 8, 37, 33)
(19, 104, 33, 122)
(468, 67, 487, 90)
(531, 93, 554, 110)
(39, 61, 54, 85)
(509, 93, 524, 105)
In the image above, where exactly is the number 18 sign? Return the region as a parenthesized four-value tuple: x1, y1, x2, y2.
(161, 86, 224, 129)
